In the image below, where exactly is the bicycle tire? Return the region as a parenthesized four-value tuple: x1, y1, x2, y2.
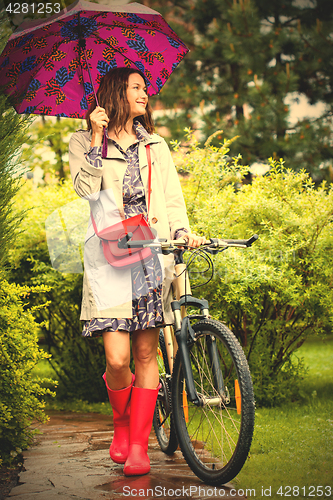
(153, 330, 178, 454)
(172, 318, 255, 485)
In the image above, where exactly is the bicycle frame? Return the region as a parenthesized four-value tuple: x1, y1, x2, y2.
(168, 253, 224, 407)
(125, 234, 258, 408)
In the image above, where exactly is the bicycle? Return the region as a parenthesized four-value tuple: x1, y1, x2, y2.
(121, 233, 258, 485)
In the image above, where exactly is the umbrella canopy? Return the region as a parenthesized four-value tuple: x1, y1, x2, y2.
(0, 0, 188, 118)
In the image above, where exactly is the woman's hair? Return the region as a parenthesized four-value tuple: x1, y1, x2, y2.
(86, 67, 154, 135)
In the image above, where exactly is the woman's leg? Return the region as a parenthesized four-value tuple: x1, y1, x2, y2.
(102, 330, 132, 390)
(124, 327, 160, 476)
(131, 327, 159, 388)
(102, 330, 133, 464)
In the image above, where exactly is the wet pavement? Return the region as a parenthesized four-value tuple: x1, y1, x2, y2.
(8, 412, 247, 500)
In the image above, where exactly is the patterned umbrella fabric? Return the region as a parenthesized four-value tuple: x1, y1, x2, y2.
(0, 0, 188, 118)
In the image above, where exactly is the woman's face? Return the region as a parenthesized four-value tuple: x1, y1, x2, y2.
(126, 73, 148, 120)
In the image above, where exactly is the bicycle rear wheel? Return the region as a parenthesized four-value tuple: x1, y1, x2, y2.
(172, 318, 255, 485)
(153, 330, 178, 454)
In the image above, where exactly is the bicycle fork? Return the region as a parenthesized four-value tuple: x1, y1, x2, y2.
(171, 296, 227, 407)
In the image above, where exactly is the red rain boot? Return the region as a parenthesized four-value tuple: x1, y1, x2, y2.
(123, 384, 160, 476)
(102, 372, 135, 464)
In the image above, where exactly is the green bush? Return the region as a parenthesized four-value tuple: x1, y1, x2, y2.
(0, 274, 55, 465)
(0, 92, 57, 465)
(177, 131, 333, 406)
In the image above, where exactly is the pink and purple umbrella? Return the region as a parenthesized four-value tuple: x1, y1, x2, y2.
(0, 0, 188, 118)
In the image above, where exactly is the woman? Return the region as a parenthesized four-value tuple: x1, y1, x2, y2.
(69, 67, 205, 476)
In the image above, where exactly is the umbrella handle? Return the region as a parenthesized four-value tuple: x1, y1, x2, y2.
(82, 47, 108, 158)
(102, 129, 108, 159)
(81, 45, 108, 158)
(79, 14, 108, 159)
(85, 50, 107, 158)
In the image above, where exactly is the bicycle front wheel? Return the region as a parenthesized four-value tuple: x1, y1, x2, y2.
(172, 318, 255, 485)
(153, 330, 178, 454)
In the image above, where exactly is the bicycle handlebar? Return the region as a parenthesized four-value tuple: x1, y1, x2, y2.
(119, 234, 259, 252)
(208, 234, 259, 248)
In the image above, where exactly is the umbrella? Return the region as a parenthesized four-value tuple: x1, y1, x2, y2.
(0, 0, 188, 118)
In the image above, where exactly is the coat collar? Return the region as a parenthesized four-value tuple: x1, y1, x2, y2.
(131, 121, 162, 146)
(80, 123, 162, 152)
(77, 124, 162, 162)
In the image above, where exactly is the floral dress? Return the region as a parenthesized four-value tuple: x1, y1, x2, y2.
(81, 122, 186, 337)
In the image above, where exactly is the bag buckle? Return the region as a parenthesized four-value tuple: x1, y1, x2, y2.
(118, 232, 133, 249)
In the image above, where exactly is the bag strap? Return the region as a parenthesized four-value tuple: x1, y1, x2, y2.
(91, 209, 99, 236)
(91, 143, 152, 234)
(146, 143, 152, 214)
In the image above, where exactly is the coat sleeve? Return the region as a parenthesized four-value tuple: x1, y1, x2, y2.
(155, 138, 191, 239)
(69, 131, 103, 201)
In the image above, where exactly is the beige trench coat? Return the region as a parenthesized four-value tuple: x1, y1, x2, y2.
(69, 129, 190, 325)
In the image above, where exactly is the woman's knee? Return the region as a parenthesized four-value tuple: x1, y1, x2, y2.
(103, 330, 130, 375)
(132, 340, 158, 366)
(106, 356, 130, 376)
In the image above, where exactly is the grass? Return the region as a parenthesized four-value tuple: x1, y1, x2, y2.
(235, 335, 333, 499)
(33, 359, 57, 380)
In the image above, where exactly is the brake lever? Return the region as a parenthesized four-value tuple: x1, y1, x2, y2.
(202, 238, 221, 255)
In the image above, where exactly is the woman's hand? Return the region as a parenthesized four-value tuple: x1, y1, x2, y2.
(175, 233, 209, 248)
(90, 106, 109, 147)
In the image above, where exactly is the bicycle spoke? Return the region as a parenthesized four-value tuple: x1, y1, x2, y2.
(173, 319, 255, 485)
(185, 344, 241, 464)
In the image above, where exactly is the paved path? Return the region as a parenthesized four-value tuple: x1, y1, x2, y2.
(8, 411, 246, 500)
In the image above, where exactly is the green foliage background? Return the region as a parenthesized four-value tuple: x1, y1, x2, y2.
(1, 0, 332, 472)
(0, 277, 54, 465)
(7, 132, 333, 408)
(141, 0, 333, 182)
(7, 179, 107, 403)
(177, 132, 333, 405)
(0, 94, 55, 466)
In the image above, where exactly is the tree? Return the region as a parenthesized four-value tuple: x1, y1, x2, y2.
(0, 93, 31, 265)
(143, 0, 333, 182)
